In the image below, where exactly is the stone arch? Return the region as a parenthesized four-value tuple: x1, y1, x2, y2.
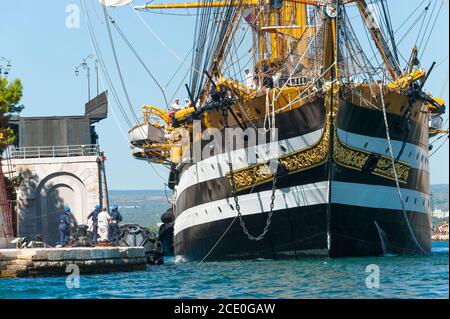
(35, 172, 87, 245)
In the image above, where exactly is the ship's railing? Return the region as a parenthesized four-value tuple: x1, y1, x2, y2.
(10, 144, 100, 159)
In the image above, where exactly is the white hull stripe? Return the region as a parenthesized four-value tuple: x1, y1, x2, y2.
(174, 181, 430, 236)
(174, 181, 329, 236)
(336, 128, 430, 173)
(331, 182, 431, 214)
(176, 128, 324, 197)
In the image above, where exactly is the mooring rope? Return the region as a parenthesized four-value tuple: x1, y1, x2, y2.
(379, 83, 427, 255)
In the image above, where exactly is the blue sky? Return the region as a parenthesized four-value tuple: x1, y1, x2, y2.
(0, 0, 448, 190)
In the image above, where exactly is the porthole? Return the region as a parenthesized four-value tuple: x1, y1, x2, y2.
(364, 142, 368, 149)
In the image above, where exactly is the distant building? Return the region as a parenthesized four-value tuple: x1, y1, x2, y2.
(1, 92, 109, 246)
(432, 209, 449, 219)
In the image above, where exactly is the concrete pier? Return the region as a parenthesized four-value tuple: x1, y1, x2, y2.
(0, 247, 147, 278)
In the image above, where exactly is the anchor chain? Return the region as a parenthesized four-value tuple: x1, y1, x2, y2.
(222, 104, 277, 241)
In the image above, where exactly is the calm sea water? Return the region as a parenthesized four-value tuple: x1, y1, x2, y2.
(0, 242, 447, 299)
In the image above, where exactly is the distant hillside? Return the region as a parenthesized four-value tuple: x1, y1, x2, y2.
(109, 189, 171, 227)
(109, 189, 167, 197)
(431, 184, 449, 211)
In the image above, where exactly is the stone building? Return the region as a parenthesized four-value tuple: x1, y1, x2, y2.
(1, 92, 109, 246)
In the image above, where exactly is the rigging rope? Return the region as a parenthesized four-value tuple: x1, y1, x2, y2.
(81, 0, 133, 128)
(109, 16, 170, 108)
(83, 0, 170, 184)
(429, 133, 449, 157)
(379, 83, 427, 255)
(102, 3, 141, 126)
(134, 8, 184, 61)
(270, 22, 325, 106)
(419, 0, 445, 61)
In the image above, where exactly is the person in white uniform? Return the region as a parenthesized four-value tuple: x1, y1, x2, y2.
(170, 98, 182, 112)
(97, 208, 111, 242)
(244, 68, 255, 89)
(183, 98, 191, 109)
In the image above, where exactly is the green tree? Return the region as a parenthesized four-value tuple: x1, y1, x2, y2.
(0, 77, 23, 114)
(0, 76, 23, 147)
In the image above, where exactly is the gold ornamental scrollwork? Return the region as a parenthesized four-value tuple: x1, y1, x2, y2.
(278, 114, 330, 174)
(228, 164, 273, 191)
(226, 112, 331, 192)
(333, 133, 411, 183)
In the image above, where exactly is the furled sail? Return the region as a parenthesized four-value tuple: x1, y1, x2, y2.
(99, 0, 134, 7)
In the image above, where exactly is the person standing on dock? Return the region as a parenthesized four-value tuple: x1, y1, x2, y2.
(97, 208, 110, 243)
(58, 207, 72, 247)
(87, 204, 102, 245)
(108, 204, 123, 245)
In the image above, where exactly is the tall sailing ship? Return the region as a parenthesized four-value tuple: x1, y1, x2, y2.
(115, 0, 446, 260)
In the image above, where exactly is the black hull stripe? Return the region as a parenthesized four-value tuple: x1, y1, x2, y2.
(336, 101, 428, 148)
(199, 99, 326, 158)
(175, 204, 328, 261)
(329, 204, 431, 257)
(174, 204, 431, 261)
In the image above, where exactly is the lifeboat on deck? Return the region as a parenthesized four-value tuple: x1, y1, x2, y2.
(129, 122, 167, 147)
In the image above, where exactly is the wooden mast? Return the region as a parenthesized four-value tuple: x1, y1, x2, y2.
(355, 0, 401, 79)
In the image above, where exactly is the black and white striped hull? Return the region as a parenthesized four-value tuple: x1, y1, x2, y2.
(172, 99, 432, 261)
